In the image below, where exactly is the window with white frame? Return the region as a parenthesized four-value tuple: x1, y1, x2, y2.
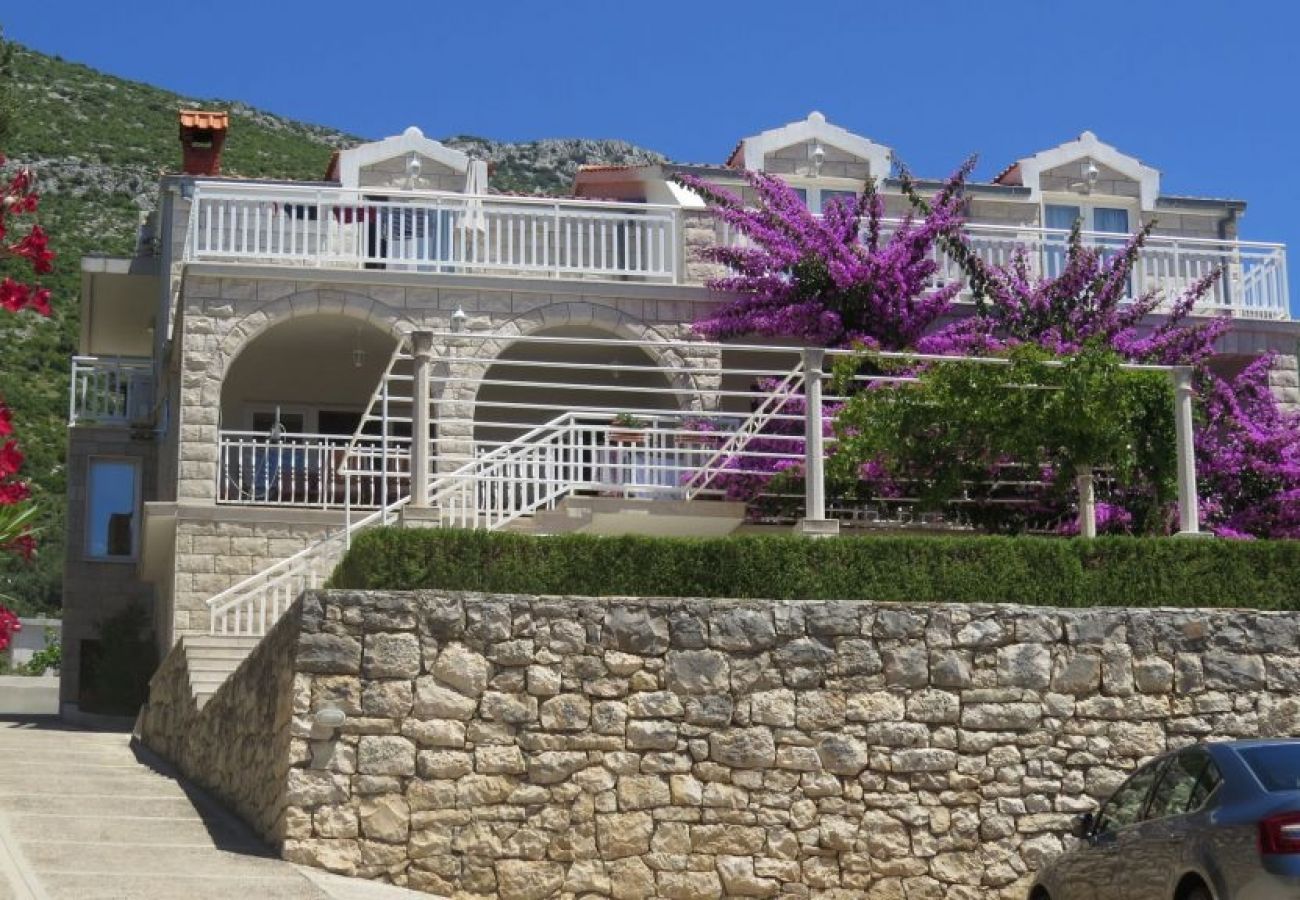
(85, 457, 139, 560)
(1044, 203, 1132, 235)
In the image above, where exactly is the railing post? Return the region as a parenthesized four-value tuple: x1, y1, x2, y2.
(409, 331, 435, 509)
(1172, 366, 1204, 537)
(795, 347, 838, 537)
(1075, 465, 1096, 539)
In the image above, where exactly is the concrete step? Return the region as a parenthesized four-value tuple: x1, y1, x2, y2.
(186, 635, 262, 650)
(182, 634, 263, 704)
(531, 495, 747, 537)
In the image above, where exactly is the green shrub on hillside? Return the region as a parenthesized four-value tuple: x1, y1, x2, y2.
(329, 528, 1300, 609)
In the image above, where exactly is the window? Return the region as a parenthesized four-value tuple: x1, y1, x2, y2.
(818, 190, 858, 214)
(1044, 204, 1132, 282)
(1095, 761, 1164, 834)
(1148, 749, 1218, 819)
(1239, 745, 1300, 792)
(86, 458, 139, 560)
(1044, 204, 1131, 234)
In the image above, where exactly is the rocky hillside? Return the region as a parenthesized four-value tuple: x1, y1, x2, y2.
(0, 43, 668, 614)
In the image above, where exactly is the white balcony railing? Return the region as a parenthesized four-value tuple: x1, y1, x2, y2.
(68, 356, 154, 426)
(717, 220, 1290, 320)
(217, 431, 410, 509)
(186, 183, 679, 282)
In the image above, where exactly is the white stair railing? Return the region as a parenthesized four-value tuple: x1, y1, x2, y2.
(207, 500, 407, 636)
(208, 340, 419, 636)
(682, 363, 805, 500)
(432, 413, 579, 530)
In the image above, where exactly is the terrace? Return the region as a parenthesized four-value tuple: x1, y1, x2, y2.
(184, 182, 1290, 320)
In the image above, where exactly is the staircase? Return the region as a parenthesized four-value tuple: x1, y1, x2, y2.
(183, 635, 262, 707)
(190, 350, 798, 701)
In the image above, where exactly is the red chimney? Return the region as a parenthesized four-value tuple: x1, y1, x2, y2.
(178, 109, 229, 176)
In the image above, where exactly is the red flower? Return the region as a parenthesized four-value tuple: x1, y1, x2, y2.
(0, 481, 29, 505)
(10, 226, 53, 275)
(0, 404, 10, 437)
(0, 604, 20, 652)
(0, 441, 23, 479)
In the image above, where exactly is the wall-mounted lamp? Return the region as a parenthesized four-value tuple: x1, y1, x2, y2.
(809, 141, 826, 177)
(451, 306, 468, 333)
(313, 705, 347, 732)
(351, 327, 367, 368)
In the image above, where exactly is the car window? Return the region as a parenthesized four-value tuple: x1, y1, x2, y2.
(1187, 757, 1222, 810)
(1096, 761, 1165, 834)
(1148, 748, 1211, 819)
(1239, 745, 1300, 792)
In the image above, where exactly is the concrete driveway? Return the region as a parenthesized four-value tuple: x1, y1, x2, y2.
(0, 719, 435, 900)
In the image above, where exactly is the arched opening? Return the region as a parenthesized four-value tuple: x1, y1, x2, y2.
(218, 315, 398, 506)
(473, 325, 680, 446)
(469, 325, 689, 497)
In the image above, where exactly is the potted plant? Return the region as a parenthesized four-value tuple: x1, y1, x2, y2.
(609, 413, 648, 445)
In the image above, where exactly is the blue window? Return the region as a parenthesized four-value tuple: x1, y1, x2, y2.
(86, 458, 138, 559)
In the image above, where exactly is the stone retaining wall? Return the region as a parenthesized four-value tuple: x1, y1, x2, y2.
(139, 604, 301, 839)
(280, 592, 1300, 899)
(143, 590, 1300, 899)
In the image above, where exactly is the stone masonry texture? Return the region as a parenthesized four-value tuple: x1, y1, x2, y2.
(142, 590, 1300, 899)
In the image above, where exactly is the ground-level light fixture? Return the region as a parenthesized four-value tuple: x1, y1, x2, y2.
(451, 306, 468, 332)
(313, 706, 347, 730)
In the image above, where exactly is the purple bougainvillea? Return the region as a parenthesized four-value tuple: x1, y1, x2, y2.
(675, 163, 972, 350)
(679, 161, 1300, 539)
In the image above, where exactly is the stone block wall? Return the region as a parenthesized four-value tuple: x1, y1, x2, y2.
(139, 602, 301, 839)
(170, 510, 340, 639)
(260, 590, 1300, 899)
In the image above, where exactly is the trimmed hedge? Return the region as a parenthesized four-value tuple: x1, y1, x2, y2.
(328, 529, 1300, 609)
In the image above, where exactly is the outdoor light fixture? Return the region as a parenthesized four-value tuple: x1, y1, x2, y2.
(313, 706, 347, 730)
(451, 306, 468, 332)
(351, 328, 366, 368)
(1083, 160, 1100, 189)
(406, 152, 422, 185)
(809, 141, 826, 177)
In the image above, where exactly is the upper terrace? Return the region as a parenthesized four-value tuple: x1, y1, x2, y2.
(175, 116, 1290, 320)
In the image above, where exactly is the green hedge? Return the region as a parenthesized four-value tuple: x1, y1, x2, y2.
(328, 529, 1300, 609)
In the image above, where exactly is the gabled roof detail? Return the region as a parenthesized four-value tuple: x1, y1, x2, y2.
(1012, 131, 1161, 210)
(732, 111, 892, 184)
(334, 126, 473, 188)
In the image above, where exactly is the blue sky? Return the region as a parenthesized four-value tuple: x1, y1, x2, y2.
(6, 1, 1299, 296)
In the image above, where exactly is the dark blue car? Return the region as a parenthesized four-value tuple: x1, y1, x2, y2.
(1030, 740, 1300, 900)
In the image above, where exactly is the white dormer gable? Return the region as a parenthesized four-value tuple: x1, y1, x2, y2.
(335, 126, 488, 193)
(1016, 131, 1160, 211)
(736, 111, 892, 185)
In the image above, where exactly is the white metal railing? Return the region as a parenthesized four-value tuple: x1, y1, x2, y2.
(217, 431, 410, 509)
(717, 219, 1290, 320)
(207, 331, 1202, 636)
(207, 499, 407, 635)
(425, 331, 1197, 535)
(432, 412, 701, 530)
(186, 182, 678, 282)
(68, 356, 154, 425)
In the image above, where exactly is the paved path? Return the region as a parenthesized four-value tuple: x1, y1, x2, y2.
(0, 719, 433, 900)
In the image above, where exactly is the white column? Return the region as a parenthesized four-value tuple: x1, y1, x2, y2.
(1173, 366, 1204, 536)
(795, 347, 838, 537)
(409, 331, 434, 509)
